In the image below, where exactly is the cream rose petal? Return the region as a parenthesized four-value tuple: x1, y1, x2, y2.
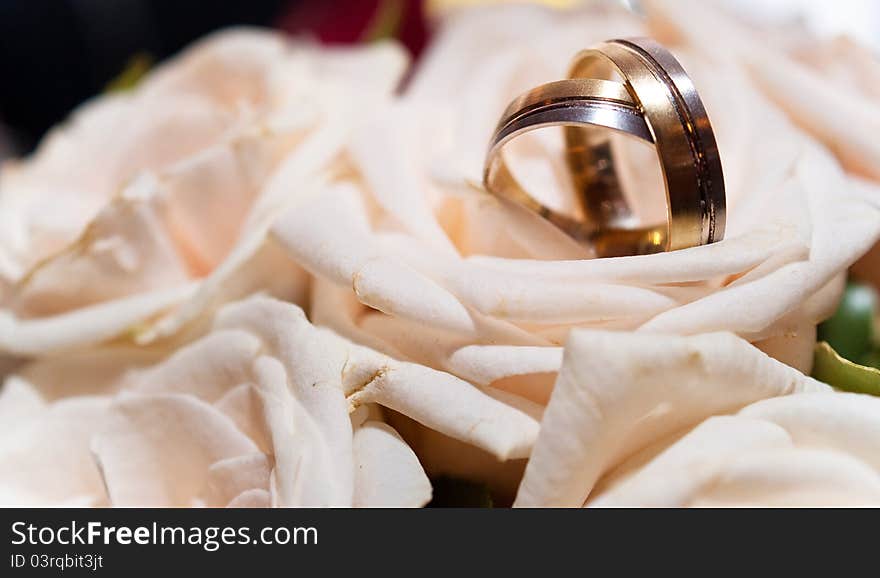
(591, 393, 880, 507)
(0, 99, 228, 284)
(0, 380, 108, 507)
(515, 330, 829, 507)
(11, 190, 191, 318)
(349, 103, 458, 255)
(688, 449, 880, 507)
(442, 193, 589, 261)
(214, 383, 268, 452)
(445, 344, 563, 386)
(126, 329, 262, 402)
(1, 32, 409, 357)
(739, 392, 880, 470)
(353, 258, 478, 335)
(644, 0, 880, 181)
(347, 360, 542, 461)
(0, 376, 46, 437)
(589, 416, 793, 507)
(250, 355, 353, 507)
(466, 224, 803, 285)
(752, 321, 817, 375)
(19, 345, 164, 400)
(272, 181, 679, 329)
(409, 4, 643, 184)
(217, 296, 541, 460)
(202, 453, 272, 508)
(136, 232, 310, 346)
(640, 147, 880, 338)
(133, 41, 410, 344)
(310, 277, 408, 357)
(91, 393, 259, 507)
(0, 282, 198, 356)
(352, 420, 432, 508)
(0, 28, 310, 284)
(227, 489, 272, 508)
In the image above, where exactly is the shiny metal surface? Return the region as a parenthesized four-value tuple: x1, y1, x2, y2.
(483, 37, 726, 257)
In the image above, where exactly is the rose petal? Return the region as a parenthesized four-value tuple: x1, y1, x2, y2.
(0, 388, 108, 507)
(516, 330, 828, 507)
(91, 393, 259, 507)
(352, 420, 431, 507)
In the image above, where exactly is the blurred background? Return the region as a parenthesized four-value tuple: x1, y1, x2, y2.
(0, 0, 878, 158)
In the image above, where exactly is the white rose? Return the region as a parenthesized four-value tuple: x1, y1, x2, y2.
(2, 1, 880, 507)
(0, 29, 408, 355)
(4, 295, 532, 506)
(518, 330, 880, 507)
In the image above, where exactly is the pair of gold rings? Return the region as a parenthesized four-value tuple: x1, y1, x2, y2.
(483, 38, 725, 257)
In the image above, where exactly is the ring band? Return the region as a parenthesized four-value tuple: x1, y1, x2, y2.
(483, 38, 726, 257)
(484, 79, 655, 255)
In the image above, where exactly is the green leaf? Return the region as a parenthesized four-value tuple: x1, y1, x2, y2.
(817, 281, 878, 363)
(812, 341, 880, 397)
(427, 476, 493, 508)
(860, 349, 880, 370)
(361, 0, 404, 43)
(105, 53, 153, 94)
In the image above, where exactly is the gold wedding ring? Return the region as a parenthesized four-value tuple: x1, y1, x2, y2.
(483, 38, 725, 257)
